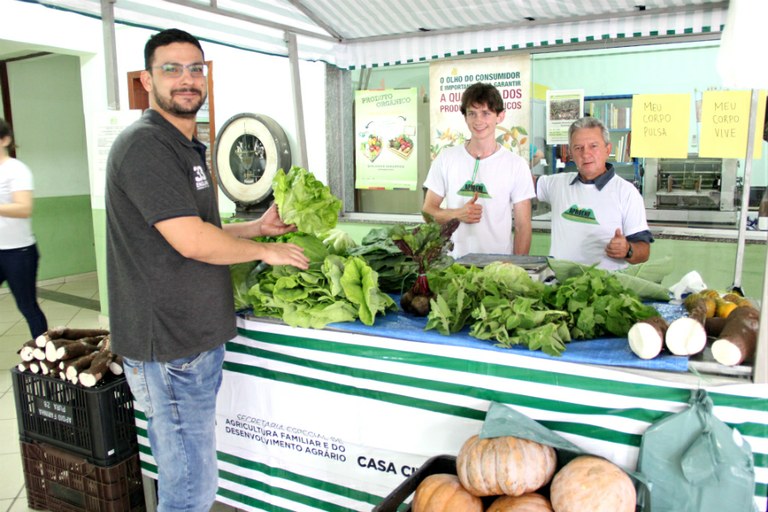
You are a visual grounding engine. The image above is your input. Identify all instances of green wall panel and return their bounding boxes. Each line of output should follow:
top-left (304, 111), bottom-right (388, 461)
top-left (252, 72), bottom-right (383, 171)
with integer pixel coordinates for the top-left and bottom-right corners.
top-left (32, 195), bottom-right (96, 280)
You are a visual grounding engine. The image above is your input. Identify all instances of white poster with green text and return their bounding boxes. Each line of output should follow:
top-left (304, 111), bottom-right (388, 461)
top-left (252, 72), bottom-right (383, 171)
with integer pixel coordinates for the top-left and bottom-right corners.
top-left (354, 88), bottom-right (419, 190)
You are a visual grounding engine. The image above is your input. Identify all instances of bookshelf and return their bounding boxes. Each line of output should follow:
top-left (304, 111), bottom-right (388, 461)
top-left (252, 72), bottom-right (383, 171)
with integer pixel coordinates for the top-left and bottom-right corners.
top-left (544, 94), bottom-right (641, 191)
top-left (585, 95), bottom-right (633, 164)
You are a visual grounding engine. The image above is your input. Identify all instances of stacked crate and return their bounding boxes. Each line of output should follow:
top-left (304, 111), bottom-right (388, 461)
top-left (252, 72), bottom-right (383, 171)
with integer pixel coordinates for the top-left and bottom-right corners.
top-left (12, 368), bottom-right (144, 511)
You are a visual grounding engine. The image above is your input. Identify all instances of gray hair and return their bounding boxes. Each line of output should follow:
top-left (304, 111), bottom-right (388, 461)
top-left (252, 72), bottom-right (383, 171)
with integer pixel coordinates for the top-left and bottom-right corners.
top-left (568, 116), bottom-right (611, 145)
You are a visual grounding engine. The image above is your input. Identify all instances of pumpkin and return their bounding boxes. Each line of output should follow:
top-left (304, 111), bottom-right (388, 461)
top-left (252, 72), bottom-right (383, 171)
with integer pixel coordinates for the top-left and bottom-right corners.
top-left (411, 473), bottom-right (483, 512)
top-left (487, 493), bottom-right (554, 511)
top-left (456, 435), bottom-right (557, 497)
top-left (549, 455), bottom-right (636, 512)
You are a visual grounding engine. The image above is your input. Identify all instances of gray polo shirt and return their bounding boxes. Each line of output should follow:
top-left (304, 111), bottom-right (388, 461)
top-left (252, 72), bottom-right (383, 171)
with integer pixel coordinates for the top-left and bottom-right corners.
top-left (106, 109), bottom-right (236, 362)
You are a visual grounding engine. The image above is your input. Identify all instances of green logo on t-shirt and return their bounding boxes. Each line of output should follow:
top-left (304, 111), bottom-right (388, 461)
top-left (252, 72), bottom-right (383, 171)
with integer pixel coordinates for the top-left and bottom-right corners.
top-left (562, 204), bottom-right (598, 224)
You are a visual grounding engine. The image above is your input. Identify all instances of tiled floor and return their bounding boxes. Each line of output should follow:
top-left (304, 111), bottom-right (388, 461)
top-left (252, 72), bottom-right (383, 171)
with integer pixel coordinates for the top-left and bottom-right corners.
top-left (0, 273), bottom-right (239, 512)
top-left (0, 272), bottom-right (104, 511)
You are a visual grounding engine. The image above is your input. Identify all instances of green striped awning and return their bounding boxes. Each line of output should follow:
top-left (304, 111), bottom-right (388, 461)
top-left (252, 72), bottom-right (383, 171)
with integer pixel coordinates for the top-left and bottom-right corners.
top-left (24, 0), bottom-right (728, 69)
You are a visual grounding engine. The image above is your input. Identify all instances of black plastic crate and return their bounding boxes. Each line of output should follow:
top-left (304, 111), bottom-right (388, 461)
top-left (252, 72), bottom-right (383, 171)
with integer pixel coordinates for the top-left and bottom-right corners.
top-left (21, 439), bottom-right (145, 511)
top-left (12, 367), bottom-right (138, 466)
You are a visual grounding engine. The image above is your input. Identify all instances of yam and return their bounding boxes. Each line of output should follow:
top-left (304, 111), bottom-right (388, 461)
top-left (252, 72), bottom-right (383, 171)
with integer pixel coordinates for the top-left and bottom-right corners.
top-left (704, 317), bottom-right (728, 338)
top-left (78, 350), bottom-right (113, 387)
top-left (109, 354), bottom-right (125, 376)
top-left (64, 351), bottom-right (100, 381)
top-left (44, 327), bottom-right (110, 341)
top-left (17, 339), bottom-right (36, 362)
top-left (665, 317), bottom-right (707, 356)
top-left (711, 306), bottom-right (759, 366)
top-left (627, 316), bottom-right (669, 359)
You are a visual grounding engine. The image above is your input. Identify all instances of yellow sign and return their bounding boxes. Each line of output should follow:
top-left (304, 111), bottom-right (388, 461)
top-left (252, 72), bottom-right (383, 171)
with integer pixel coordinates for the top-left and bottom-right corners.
top-left (630, 94), bottom-right (690, 158)
top-left (699, 90), bottom-right (766, 158)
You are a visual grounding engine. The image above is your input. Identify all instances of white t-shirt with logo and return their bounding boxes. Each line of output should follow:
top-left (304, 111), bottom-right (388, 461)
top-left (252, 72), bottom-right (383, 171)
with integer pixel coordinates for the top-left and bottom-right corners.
top-left (423, 144), bottom-right (535, 258)
top-left (0, 158), bottom-right (35, 250)
top-left (536, 171), bottom-right (649, 270)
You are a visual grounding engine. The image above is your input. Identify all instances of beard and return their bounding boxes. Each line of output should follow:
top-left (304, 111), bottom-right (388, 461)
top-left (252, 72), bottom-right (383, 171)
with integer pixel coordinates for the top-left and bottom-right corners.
top-left (152, 87), bottom-right (206, 119)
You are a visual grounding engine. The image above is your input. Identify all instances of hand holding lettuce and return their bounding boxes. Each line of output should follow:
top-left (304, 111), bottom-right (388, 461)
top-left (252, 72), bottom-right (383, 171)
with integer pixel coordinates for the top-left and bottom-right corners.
top-left (272, 166), bottom-right (342, 235)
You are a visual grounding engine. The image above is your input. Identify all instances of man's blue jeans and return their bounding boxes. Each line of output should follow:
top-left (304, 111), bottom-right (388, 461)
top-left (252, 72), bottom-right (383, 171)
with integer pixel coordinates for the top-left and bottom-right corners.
top-left (123, 344), bottom-right (225, 512)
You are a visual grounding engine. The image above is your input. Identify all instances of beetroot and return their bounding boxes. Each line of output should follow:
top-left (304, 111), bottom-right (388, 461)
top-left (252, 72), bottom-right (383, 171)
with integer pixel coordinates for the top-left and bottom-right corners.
top-left (391, 216), bottom-right (460, 316)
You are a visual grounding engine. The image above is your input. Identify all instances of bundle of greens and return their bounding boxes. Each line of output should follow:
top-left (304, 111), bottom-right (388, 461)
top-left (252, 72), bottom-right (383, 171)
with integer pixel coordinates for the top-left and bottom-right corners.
top-left (272, 166), bottom-right (342, 234)
top-left (543, 266), bottom-right (660, 339)
top-left (425, 261), bottom-right (659, 356)
top-left (547, 257), bottom-right (672, 301)
top-left (391, 217), bottom-right (460, 316)
top-left (231, 233), bottom-right (396, 328)
top-left (347, 227), bottom-right (417, 293)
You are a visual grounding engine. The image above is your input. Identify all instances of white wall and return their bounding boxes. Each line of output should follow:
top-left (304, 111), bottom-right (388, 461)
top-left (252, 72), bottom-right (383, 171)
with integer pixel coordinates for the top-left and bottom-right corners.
top-left (3, 1), bottom-right (328, 213)
top-left (110, 24), bottom-right (329, 215)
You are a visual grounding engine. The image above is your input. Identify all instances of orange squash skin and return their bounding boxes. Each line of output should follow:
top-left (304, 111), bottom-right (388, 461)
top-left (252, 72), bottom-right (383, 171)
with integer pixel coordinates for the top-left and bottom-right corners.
top-left (550, 455), bottom-right (636, 512)
top-left (456, 435), bottom-right (557, 497)
top-left (487, 492), bottom-right (554, 511)
top-left (411, 473), bottom-right (483, 512)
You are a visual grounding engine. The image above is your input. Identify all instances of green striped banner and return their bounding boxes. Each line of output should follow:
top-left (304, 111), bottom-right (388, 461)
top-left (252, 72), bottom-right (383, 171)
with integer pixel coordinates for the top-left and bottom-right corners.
top-left (133, 322), bottom-right (767, 511)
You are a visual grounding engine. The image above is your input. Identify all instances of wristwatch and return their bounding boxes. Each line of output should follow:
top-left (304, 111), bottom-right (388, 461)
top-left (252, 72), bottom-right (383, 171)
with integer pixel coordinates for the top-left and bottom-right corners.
top-left (625, 243), bottom-right (634, 259)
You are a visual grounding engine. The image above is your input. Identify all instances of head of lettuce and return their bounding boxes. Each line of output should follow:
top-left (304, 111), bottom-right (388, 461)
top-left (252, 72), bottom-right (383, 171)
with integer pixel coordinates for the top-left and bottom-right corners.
top-left (273, 166), bottom-right (342, 235)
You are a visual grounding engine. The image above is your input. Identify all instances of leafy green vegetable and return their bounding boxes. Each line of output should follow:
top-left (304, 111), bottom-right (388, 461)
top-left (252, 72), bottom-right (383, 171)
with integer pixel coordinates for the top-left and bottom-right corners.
top-left (230, 248), bottom-right (396, 329)
top-left (543, 267), bottom-right (659, 339)
top-left (619, 255), bottom-right (673, 284)
top-left (470, 296), bottom-right (571, 356)
top-left (284, 233), bottom-right (329, 264)
top-left (348, 227), bottom-right (418, 293)
top-left (272, 166), bottom-right (342, 234)
top-left (321, 228), bottom-right (357, 255)
top-left (547, 258), bottom-right (671, 301)
top-left (340, 256), bottom-right (397, 325)
top-left (391, 216), bottom-right (460, 315)
top-left (231, 261), bottom-right (258, 310)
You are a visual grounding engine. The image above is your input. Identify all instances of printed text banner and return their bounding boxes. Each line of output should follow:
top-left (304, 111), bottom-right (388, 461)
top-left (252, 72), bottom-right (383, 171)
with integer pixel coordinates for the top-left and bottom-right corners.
top-left (429, 55), bottom-right (531, 163)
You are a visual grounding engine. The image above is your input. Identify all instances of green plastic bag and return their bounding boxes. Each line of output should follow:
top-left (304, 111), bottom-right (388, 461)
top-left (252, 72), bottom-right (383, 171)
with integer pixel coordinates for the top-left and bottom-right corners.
top-left (637, 389), bottom-right (757, 512)
top-left (480, 401), bottom-right (652, 511)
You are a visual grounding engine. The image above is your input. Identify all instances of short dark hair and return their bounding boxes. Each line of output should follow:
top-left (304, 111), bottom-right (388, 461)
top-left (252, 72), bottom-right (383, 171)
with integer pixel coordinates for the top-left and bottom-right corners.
top-left (144, 28), bottom-right (204, 70)
top-left (460, 83), bottom-right (504, 116)
top-left (569, 116), bottom-right (611, 145)
top-left (0, 118), bottom-right (16, 152)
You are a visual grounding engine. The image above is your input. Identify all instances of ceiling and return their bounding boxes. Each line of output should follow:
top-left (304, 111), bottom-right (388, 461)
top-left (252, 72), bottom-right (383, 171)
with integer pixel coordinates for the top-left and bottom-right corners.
top-left (2, 0), bottom-right (729, 68)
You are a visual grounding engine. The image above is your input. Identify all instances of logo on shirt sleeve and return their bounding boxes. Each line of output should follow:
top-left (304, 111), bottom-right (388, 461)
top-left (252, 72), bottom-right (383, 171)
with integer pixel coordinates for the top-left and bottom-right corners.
top-left (193, 166), bottom-right (210, 190)
top-left (562, 204), bottom-right (598, 224)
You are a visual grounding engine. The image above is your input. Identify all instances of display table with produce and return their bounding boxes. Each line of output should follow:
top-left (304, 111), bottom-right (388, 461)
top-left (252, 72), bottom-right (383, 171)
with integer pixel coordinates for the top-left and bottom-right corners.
top-left (132, 168), bottom-right (766, 511)
top-left (132, 310), bottom-right (768, 511)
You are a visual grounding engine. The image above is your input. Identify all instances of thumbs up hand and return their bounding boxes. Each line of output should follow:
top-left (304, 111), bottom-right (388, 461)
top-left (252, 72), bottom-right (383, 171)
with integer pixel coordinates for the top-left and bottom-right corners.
top-left (605, 228), bottom-right (631, 259)
top-left (461, 192), bottom-right (483, 224)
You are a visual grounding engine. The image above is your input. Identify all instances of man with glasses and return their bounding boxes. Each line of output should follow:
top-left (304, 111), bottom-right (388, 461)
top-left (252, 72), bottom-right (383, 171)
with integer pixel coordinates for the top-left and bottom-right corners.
top-left (422, 82), bottom-right (535, 258)
top-left (535, 116), bottom-right (652, 270)
top-left (105, 28), bottom-right (308, 512)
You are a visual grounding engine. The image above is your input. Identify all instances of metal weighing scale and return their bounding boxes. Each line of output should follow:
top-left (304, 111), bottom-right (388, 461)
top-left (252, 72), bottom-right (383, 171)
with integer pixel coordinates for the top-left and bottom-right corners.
top-left (212, 113), bottom-right (291, 218)
top-left (454, 254), bottom-right (552, 281)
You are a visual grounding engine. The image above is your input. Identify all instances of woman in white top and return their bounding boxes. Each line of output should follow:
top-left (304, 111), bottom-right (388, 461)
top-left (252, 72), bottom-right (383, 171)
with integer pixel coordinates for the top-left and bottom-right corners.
top-left (0, 118), bottom-right (48, 338)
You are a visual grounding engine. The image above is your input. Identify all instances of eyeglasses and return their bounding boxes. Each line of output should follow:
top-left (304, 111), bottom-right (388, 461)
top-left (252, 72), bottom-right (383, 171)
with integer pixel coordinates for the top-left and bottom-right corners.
top-left (152, 63), bottom-right (208, 78)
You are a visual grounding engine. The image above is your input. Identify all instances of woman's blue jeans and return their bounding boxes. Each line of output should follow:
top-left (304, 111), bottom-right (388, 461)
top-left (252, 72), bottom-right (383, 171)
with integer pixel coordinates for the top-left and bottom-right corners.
top-left (0, 244), bottom-right (48, 338)
top-left (123, 343), bottom-right (225, 512)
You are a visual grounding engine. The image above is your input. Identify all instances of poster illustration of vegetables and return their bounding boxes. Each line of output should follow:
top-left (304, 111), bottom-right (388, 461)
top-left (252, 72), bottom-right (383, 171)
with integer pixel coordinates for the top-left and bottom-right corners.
top-left (354, 88), bottom-right (419, 190)
top-left (429, 55), bottom-right (531, 162)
